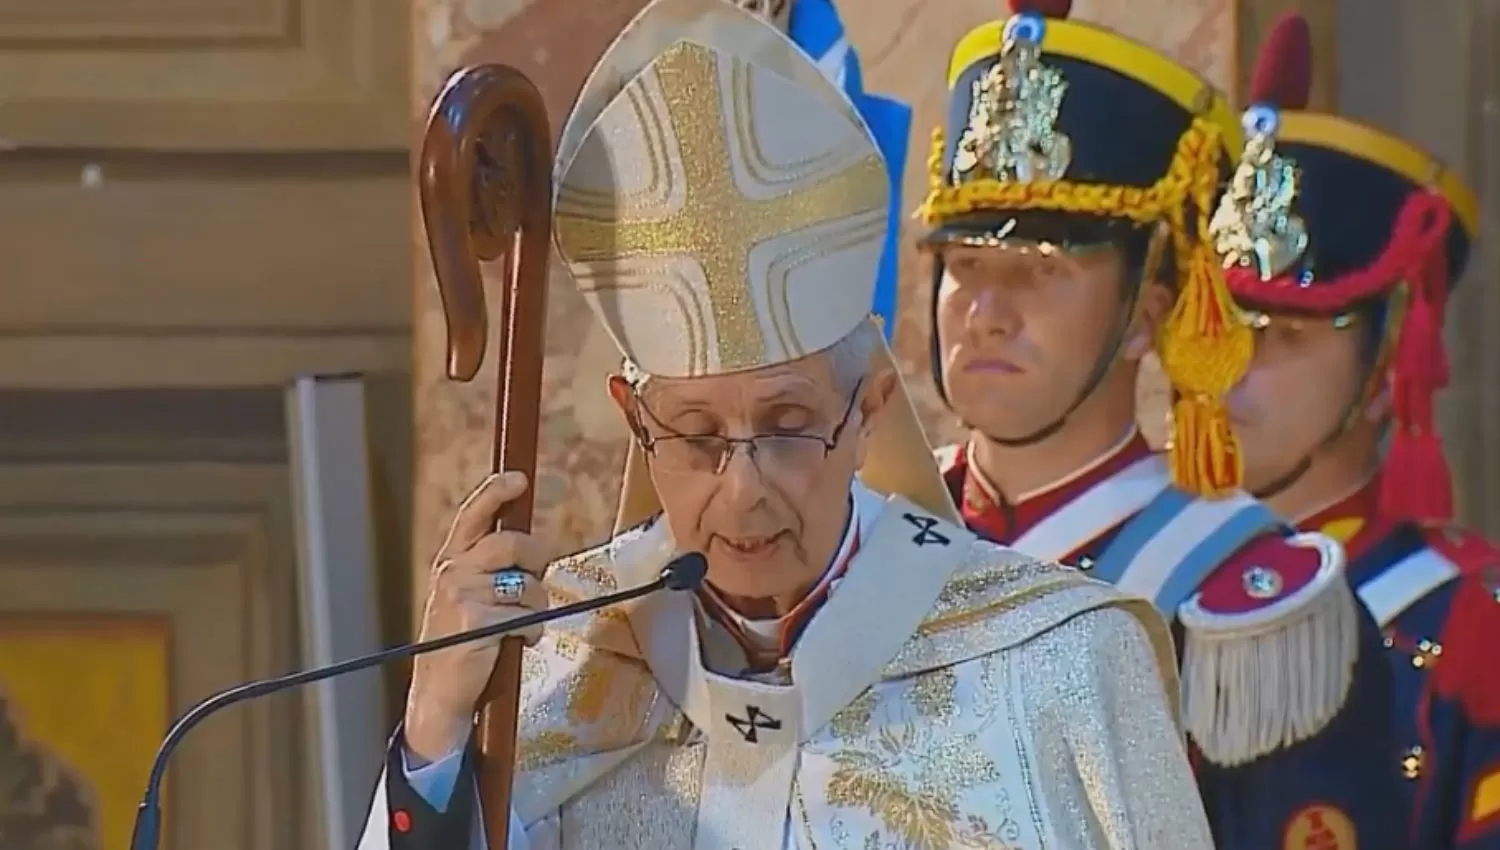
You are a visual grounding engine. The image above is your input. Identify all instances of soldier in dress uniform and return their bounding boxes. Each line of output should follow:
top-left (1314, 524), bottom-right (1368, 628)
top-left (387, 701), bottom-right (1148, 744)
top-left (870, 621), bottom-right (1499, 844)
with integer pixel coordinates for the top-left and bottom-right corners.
top-left (917, 1), bottom-right (1404, 848)
top-left (357, 0), bottom-right (1216, 847)
top-left (1218, 14), bottom-right (1500, 850)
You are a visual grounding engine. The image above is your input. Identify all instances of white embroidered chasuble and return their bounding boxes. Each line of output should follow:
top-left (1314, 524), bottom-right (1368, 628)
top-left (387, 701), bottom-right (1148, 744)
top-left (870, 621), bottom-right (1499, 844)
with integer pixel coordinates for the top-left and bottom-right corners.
top-left (360, 486), bottom-right (1212, 849)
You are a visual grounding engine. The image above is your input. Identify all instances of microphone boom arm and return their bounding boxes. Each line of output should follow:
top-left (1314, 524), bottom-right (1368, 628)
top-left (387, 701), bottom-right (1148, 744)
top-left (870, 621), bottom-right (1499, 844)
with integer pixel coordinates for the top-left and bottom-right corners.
top-left (128, 553), bottom-right (706, 850)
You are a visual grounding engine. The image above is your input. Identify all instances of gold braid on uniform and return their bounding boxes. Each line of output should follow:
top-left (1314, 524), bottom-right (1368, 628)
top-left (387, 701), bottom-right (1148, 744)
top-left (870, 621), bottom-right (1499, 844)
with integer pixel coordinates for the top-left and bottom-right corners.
top-left (921, 116), bottom-right (1252, 499)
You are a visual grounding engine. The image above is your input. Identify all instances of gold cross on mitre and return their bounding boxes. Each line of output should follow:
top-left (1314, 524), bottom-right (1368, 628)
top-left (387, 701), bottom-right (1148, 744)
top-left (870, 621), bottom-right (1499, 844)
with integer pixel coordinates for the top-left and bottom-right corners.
top-left (553, 26), bottom-right (888, 377)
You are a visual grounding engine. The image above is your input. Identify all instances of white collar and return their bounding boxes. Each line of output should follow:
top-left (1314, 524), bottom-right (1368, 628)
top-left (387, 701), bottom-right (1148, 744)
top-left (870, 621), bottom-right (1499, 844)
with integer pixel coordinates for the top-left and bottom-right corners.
top-left (968, 425), bottom-right (1140, 505)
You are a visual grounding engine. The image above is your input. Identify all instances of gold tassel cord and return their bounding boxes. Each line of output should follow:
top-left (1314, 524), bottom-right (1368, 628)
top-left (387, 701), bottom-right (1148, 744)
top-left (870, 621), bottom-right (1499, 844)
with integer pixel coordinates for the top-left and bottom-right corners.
top-left (1157, 121), bottom-right (1254, 498)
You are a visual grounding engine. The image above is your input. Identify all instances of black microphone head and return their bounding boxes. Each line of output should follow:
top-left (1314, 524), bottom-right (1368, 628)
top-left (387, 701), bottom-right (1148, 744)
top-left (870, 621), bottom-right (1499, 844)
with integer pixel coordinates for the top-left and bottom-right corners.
top-left (660, 552), bottom-right (708, 591)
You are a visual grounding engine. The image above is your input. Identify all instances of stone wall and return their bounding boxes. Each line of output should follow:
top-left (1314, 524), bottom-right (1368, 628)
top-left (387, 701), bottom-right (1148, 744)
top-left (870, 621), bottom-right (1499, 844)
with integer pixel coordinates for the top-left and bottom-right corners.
top-left (408, 0), bottom-right (1238, 592)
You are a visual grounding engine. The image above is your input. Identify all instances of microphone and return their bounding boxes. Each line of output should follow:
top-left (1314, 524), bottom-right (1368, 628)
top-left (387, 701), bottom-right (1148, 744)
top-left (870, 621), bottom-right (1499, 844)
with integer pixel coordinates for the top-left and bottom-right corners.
top-left (128, 551), bottom-right (707, 850)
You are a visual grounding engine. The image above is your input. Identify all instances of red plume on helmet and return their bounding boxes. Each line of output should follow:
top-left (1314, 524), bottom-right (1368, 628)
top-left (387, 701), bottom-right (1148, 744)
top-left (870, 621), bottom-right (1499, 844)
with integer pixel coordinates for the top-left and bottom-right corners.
top-left (1007, 0), bottom-right (1072, 19)
top-left (1249, 13), bottom-right (1312, 109)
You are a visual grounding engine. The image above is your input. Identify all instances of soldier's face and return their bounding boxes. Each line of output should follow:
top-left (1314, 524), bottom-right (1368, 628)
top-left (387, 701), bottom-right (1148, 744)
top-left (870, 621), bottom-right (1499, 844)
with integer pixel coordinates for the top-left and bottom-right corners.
top-left (934, 243), bottom-right (1135, 440)
top-left (609, 355), bottom-right (895, 611)
top-left (1228, 312), bottom-right (1375, 493)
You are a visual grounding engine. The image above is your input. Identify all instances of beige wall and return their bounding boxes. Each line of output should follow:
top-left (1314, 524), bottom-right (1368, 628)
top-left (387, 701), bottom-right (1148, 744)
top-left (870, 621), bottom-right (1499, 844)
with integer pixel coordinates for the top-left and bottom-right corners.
top-left (1332, 0), bottom-right (1500, 533)
top-left (0, 1), bottom-right (415, 847)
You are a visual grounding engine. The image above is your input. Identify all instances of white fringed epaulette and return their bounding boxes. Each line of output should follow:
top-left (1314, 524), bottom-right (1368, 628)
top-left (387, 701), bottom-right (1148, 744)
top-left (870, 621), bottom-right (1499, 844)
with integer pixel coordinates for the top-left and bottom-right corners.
top-left (1176, 531), bottom-right (1359, 766)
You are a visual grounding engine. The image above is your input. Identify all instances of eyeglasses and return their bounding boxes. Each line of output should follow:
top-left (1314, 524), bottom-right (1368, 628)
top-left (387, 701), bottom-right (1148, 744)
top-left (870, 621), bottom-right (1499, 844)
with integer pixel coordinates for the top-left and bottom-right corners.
top-left (634, 381), bottom-right (863, 477)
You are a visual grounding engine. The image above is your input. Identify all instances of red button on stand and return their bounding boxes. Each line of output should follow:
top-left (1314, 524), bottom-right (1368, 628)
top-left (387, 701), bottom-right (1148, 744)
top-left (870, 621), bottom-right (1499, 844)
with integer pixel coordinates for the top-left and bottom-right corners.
top-left (392, 809), bottom-right (412, 833)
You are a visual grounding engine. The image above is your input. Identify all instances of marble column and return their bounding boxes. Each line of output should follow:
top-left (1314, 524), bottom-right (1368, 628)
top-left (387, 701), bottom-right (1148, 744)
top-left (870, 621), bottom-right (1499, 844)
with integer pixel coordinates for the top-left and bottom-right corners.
top-left (408, 0), bottom-right (1241, 602)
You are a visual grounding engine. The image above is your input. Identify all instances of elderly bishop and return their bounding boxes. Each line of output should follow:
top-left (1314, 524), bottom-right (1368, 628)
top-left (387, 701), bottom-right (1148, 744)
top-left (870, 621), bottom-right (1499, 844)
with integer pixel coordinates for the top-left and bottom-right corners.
top-left (358, 1), bottom-right (1212, 848)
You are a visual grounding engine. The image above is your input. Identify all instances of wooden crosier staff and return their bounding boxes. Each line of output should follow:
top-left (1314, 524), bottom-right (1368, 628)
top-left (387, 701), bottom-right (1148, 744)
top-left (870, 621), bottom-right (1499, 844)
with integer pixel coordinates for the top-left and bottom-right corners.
top-left (418, 64), bottom-right (552, 850)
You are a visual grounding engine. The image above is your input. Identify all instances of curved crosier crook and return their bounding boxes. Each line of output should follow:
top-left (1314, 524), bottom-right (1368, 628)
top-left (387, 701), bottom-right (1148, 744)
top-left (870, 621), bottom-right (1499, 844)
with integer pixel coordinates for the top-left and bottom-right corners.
top-left (418, 64), bottom-right (553, 850)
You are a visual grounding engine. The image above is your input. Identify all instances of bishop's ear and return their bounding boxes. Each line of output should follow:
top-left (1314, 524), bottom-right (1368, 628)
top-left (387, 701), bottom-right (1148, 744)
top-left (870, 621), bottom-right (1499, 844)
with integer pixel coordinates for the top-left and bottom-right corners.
top-left (858, 366), bottom-right (899, 435)
top-left (850, 366), bottom-right (898, 470)
top-left (607, 375), bottom-right (638, 428)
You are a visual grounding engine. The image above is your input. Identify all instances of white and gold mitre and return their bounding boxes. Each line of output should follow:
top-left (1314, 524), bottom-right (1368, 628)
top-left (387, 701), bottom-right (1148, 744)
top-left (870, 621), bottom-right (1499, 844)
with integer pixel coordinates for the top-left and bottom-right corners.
top-left (553, 0), bottom-right (888, 377)
top-left (552, 0), bottom-right (957, 530)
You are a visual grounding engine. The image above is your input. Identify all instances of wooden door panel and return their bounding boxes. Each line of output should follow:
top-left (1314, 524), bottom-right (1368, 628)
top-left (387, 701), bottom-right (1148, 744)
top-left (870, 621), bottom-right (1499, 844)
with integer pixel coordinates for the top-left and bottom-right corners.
top-left (0, 464), bottom-right (302, 850)
top-left (0, 0), bottom-right (406, 150)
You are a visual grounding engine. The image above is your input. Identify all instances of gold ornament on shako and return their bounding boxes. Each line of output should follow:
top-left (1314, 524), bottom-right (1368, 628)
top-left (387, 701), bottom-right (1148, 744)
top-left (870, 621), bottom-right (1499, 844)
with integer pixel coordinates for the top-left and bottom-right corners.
top-left (1208, 16), bottom-right (1312, 282)
top-left (1209, 104), bottom-right (1310, 282)
top-left (950, 11), bottom-right (1072, 184)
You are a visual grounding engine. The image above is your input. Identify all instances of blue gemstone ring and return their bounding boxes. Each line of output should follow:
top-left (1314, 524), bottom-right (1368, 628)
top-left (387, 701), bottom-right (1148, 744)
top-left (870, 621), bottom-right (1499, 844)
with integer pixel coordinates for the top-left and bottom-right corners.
top-left (491, 569), bottom-right (528, 604)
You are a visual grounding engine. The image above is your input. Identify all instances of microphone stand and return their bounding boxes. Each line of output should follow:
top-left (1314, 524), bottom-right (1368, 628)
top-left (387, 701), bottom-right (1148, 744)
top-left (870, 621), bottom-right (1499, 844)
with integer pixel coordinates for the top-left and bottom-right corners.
top-left (128, 552), bottom-right (707, 850)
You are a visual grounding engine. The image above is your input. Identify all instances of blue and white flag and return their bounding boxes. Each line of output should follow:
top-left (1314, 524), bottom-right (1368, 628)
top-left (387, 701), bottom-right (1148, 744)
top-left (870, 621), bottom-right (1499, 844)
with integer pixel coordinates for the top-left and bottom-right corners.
top-left (788, 0), bottom-right (913, 342)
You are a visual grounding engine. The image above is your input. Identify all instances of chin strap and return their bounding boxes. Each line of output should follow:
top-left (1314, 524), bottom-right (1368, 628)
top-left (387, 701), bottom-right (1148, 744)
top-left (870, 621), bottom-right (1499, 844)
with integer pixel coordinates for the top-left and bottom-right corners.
top-left (934, 227), bottom-right (1161, 451)
top-left (984, 279), bottom-right (1140, 448)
